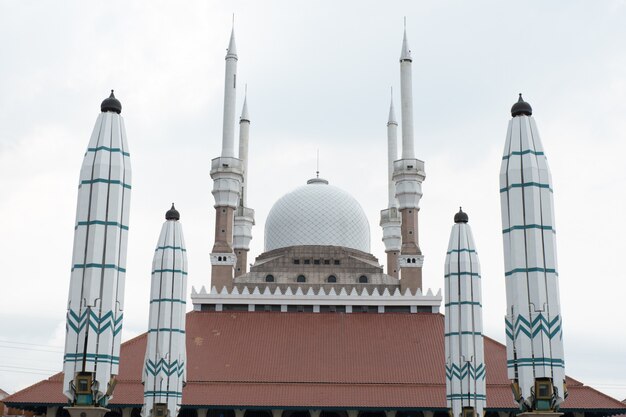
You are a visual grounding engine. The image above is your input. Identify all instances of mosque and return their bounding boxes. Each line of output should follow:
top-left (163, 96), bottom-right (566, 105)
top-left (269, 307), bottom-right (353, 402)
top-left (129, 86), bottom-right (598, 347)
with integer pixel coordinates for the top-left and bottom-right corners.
top-left (3, 24), bottom-right (626, 417)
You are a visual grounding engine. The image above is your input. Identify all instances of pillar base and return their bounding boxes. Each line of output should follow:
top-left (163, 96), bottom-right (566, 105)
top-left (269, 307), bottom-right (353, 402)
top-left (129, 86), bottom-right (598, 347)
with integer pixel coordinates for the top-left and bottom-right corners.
top-left (65, 406), bottom-right (110, 417)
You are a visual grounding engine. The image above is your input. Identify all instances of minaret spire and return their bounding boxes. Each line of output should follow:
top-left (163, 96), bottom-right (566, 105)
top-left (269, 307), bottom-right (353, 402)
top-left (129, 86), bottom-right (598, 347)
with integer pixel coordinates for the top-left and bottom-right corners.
top-left (387, 87), bottom-right (398, 208)
top-left (380, 87), bottom-right (402, 278)
top-left (393, 21), bottom-right (426, 292)
top-left (210, 25), bottom-right (245, 291)
top-left (500, 95), bottom-right (566, 412)
top-left (221, 23), bottom-right (238, 158)
top-left (238, 86), bottom-right (250, 206)
top-left (399, 18), bottom-right (414, 159)
top-left (233, 87), bottom-right (255, 277)
top-left (62, 92), bottom-right (132, 411)
top-left (444, 208), bottom-right (486, 417)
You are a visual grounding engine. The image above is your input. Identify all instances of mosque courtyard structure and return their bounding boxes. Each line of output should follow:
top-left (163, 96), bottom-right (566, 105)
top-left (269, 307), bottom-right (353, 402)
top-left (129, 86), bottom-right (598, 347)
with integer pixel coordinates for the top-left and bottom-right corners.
top-left (3, 24), bottom-right (626, 417)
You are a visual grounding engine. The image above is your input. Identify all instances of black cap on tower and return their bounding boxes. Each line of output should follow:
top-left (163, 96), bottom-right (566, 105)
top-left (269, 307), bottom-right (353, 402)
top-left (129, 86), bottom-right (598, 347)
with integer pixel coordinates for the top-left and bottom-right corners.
top-left (101, 90), bottom-right (122, 114)
top-left (454, 207), bottom-right (468, 224)
top-left (511, 93), bottom-right (532, 117)
top-left (166, 203), bottom-right (180, 221)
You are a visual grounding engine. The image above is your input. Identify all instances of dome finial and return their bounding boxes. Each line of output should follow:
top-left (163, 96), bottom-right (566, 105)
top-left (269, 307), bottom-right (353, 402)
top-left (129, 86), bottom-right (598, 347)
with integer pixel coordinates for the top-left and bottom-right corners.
top-left (101, 90), bottom-right (122, 114)
top-left (511, 93), bottom-right (532, 117)
top-left (166, 203), bottom-right (180, 221)
top-left (454, 207), bottom-right (468, 223)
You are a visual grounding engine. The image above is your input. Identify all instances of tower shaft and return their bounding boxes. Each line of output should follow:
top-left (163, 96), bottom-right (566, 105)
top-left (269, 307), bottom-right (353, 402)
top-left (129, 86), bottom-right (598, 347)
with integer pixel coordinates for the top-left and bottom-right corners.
top-left (400, 59), bottom-right (414, 159)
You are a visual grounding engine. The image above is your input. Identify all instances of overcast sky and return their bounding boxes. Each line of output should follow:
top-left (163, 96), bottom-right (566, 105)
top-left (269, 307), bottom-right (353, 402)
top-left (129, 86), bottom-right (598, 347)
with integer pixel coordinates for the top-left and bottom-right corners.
top-left (1, 0), bottom-right (625, 402)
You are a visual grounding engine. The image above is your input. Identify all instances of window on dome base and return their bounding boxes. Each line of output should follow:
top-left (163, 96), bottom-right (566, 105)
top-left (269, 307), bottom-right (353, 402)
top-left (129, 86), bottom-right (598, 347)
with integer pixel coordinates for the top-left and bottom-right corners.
top-left (297, 275), bottom-right (306, 283)
top-left (265, 274), bottom-right (274, 282)
top-left (334, 260), bottom-right (341, 265)
top-left (358, 275), bottom-right (368, 283)
top-left (327, 275), bottom-right (337, 283)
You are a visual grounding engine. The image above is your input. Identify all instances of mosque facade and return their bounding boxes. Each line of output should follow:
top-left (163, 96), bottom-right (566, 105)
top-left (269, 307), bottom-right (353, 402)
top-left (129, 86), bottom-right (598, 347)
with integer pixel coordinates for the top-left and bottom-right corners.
top-left (3, 23), bottom-right (626, 417)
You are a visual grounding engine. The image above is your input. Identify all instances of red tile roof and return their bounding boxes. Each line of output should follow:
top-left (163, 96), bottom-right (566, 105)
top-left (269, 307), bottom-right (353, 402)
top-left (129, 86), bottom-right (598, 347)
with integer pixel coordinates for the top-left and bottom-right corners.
top-left (4, 311), bottom-right (625, 412)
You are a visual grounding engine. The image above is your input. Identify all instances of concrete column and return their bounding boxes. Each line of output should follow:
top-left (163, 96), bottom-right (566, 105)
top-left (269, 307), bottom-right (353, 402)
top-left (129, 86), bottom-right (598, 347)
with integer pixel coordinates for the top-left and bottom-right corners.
top-left (235, 410), bottom-right (245, 417)
top-left (46, 406), bottom-right (59, 417)
top-left (347, 411), bottom-right (359, 417)
top-left (197, 409), bottom-right (209, 417)
top-left (271, 410), bottom-right (283, 417)
top-left (385, 411), bottom-right (397, 417)
top-left (423, 411), bottom-right (434, 417)
top-left (121, 408), bottom-right (132, 417)
top-left (309, 410), bottom-right (321, 417)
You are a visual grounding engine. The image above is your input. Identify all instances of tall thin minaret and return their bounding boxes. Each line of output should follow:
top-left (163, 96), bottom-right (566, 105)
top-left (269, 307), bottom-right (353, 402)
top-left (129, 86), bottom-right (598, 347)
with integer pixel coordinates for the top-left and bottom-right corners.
top-left (380, 89), bottom-right (401, 278)
top-left (234, 91), bottom-right (255, 276)
top-left (444, 209), bottom-right (486, 417)
top-left (392, 21), bottom-right (426, 292)
top-left (62, 91), bottom-right (131, 414)
top-left (143, 205), bottom-right (187, 417)
top-left (221, 26), bottom-right (238, 158)
top-left (209, 27), bottom-right (244, 291)
top-left (500, 95), bottom-right (566, 412)
top-left (400, 19), bottom-right (414, 159)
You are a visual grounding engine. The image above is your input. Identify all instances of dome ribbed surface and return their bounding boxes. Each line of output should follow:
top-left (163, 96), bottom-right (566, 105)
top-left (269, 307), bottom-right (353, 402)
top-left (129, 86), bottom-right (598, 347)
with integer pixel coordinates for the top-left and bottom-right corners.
top-left (264, 181), bottom-right (370, 253)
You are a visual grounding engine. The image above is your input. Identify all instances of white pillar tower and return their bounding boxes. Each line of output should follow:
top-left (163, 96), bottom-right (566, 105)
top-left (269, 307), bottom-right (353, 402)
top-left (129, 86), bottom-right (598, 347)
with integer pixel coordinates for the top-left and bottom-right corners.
top-left (392, 21), bottom-right (426, 292)
top-left (210, 27), bottom-right (244, 291)
top-left (143, 205), bottom-right (188, 417)
top-left (444, 209), bottom-right (486, 417)
top-left (62, 91), bottom-right (132, 413)
top-left (499, 95), bottom-right (566, 413)
top-left (234, 92), bottom-right (255, 276)
top-left (380, 89), bottom-right (401, 278)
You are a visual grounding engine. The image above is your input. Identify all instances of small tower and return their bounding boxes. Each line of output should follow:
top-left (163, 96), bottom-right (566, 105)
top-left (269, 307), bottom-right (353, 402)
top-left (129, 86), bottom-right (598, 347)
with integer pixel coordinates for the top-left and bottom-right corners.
top-left (143, 204), bottom-right (188, 417)
top-left (233, 92), bottom-right (255, 276)
top-left (392, 22), bottom-right (426, 292)
top-left (210, 26), bottom-right (244, 291)
top-left (380, 89), bottom-right (401, 278)
top-left (500, 95), bottom-right (566, 412)
top-left (444, 209), bottom-right (486, 417)
top-left (62, 91), bottom-right (132, 414)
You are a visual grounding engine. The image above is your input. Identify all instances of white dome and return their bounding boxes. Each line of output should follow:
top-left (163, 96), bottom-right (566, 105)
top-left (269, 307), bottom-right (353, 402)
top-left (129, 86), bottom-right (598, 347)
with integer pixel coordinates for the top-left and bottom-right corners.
top-left (264, 179), bottom-right (371, 253)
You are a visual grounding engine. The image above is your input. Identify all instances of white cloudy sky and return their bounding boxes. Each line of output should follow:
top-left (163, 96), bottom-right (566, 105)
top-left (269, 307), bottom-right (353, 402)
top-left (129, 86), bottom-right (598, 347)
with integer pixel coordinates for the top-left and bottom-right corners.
top-left (1, 0), bottom-right (625, 402)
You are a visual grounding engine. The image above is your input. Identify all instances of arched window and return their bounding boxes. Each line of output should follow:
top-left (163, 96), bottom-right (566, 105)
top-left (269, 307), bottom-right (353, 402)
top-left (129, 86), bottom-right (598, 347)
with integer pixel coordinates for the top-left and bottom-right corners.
top-left (297, 275), bottom-right (306, 283)
top-left (358, 275), bottom-right (368, 283)
top-left (327, 275), bottom-right (337, 283)
top-left (265, 274), bottom-right (275, 282)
